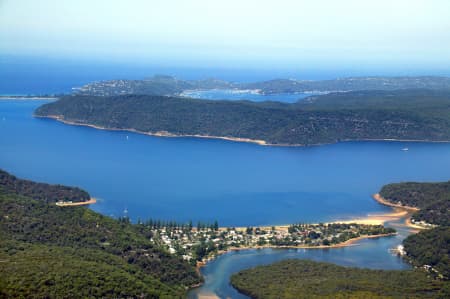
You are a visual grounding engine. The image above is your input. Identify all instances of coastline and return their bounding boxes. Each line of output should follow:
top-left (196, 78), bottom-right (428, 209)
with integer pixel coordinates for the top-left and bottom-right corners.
top-left (372, 193), bottom-right (419, 212)
top-left (35, 115), bottom-right (450, 147)
top-left (190, 197), bottom-right (421, 295)
top-left (55, 198), bottom-right (97, 206)
top-left (194, 232), bottom-right (397, 272)
top-left (372, 193), bottom-right (429, 231)
top-left (35, 115), bottom-right (268, 146)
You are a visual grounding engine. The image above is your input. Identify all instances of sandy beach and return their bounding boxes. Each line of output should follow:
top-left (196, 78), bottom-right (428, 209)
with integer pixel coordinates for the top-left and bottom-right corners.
top-left (372, 193), bottom-right (429, 230)
top-left (35, 115), bottom-right (269, 146)
top-left (55, 198), bottom-right (97, 206)
top-left (372, 193), bottom-right (419, 211)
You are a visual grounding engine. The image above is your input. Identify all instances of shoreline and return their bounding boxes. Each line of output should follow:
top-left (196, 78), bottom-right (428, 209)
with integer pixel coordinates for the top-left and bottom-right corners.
top-left (193, 232), bottom-right (397, 276)
top-left (35, 115), bottom-right (269, 146)
top-left (372, 193), bottom-right (419, 212)
top-left (372, 194), bottom-right (429, 230)
top-left (191, 197), bottom-right (422, 295)
top-left (55, 198), bottom-right (97, 206)
top-left (35, 115), bottom-right (450, 147)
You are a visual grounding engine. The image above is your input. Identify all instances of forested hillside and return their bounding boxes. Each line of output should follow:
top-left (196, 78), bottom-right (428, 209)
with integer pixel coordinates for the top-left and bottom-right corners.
top-left (380, 180), bottom-right (450, 278)
top-left (0, 169), bottom-right (90, 203)
top-left (0, 170), bottom-right (201, 298)
top-left (403, 227), bottom-right (450, 279)
top-left (35, 89), bottom-right (450, 146)
top-left (230, 259), bottom-right (448, 299)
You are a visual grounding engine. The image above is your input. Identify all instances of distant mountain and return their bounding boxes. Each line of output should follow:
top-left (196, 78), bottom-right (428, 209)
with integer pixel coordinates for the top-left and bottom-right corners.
top-left (72, 75), bottom-right (450, 96)
top-left (35, 89), bottom-right (450, 146)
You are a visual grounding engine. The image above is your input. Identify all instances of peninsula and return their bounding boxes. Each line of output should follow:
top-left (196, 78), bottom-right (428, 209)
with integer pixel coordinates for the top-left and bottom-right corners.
top-left (73, 75), bottom-right (450, 97)
top-left (34, 89), bottom-right (450, 146)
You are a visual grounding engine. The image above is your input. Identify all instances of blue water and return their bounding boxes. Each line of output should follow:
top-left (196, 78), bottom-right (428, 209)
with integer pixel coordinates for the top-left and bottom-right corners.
top-left (1, 100), bottom-right (450, 226)
top-left (1, 99), bottom-right (450, 298)
top-left (189, 218), bottom-right (412, 299)
top-left (181, 89), bottom-right (322, 103)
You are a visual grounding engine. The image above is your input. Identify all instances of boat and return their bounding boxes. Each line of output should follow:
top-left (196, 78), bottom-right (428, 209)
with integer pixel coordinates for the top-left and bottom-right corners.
top-left (401, 148), bottom-right (409, 151)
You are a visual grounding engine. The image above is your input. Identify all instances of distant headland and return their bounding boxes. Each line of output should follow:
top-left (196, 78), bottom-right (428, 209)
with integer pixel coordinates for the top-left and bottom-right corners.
top-left (35, 88), bottom-right (450, 146)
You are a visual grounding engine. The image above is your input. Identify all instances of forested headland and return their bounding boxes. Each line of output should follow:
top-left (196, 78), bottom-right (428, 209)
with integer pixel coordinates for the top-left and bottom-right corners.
top-left (380, 181), bottom-right (450, 226)
top-left (35, 89), bottom-right (450, 146)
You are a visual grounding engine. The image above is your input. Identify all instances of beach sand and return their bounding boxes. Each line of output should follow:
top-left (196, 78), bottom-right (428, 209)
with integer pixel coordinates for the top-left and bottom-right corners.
top-left (55, 198), bottom-right (97, 206)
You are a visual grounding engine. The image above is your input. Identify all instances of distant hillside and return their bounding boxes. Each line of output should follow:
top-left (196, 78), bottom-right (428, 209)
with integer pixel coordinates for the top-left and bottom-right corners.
top-left (35, 89), bottom-right (450, 146)
top-left (74, 75), bottom-right (234, 96)
top-left (243, 76), bottom-right (450, 94)
top-left (230, 259), bottom-right (448, 299)
top-left (0, 169), bottom-right (201, 298)
top-left (73, 75), bottom-right (450, 96)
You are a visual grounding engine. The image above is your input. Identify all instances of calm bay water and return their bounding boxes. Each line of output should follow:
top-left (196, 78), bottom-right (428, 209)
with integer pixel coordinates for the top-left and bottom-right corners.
top-left (1, 99), bottom-right (450, 298)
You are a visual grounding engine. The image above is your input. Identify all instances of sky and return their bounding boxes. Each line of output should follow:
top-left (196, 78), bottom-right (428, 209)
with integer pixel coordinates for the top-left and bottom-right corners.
top-left (1, 0), bottom-right (450, 71)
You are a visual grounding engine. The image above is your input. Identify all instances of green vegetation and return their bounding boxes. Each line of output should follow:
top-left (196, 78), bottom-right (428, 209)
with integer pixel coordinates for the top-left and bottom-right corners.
top-left (35, 89), bottom-right (450, 145)
top-left (379, 181), bottom-right (449, 279)
top-left (380, 181), bottom-right (450, 226)
top-left (403, 227), bottom-right (450, 279)
top-left (0, 170), bottom-right (201, 298)
top-left (0, 169), bottom-right (89, 203)
top-left (136, 222), bottom-right (396, 265)
top-left (230, 180), bottom-right (450, 298)
top-left (230, 259), bottom-right (449, 299)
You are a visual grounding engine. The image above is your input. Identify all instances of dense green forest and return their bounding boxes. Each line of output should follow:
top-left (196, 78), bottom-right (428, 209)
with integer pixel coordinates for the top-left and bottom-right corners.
top-left (0, 169), bottom-right (90, 203)
top-left (230, 259), bottom-right (449, 299)
top-left (403, 227), bottom-right (450, 279)
top-left (0, 170), bottom-right (201, 298)
top-left (379, 180), bottom-right (449, 279)
top-left (35, 89), bottom-right (450, 145)
top-left (379, 181), bottom-right (450, 225)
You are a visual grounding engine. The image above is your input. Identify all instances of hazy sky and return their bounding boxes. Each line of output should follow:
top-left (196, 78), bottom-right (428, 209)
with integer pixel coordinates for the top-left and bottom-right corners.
top-left (1, 0), bottom-right (450, 70)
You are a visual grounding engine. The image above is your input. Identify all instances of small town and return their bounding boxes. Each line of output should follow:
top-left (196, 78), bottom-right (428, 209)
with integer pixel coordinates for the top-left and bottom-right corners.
top-left (138, 220), bottom-right (396, 264)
